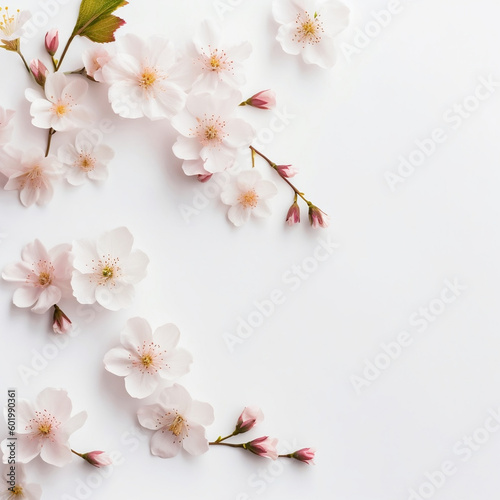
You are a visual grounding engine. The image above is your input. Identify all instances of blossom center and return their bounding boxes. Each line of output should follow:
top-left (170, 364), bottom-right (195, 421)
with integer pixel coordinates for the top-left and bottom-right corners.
top-left (52, 101), bottom-right (69, 117)
top-left (38, 271), bottom-right (52, 286)
top-left (102, 266), bottom-right (114, 279)
top-left (131, 340), bottom-right (167, 373)
top-left (168, 414), bottom-right (185, 436)
top-left (38, 423), bottom-right (51, 435)
top-left (11, 485), bottom-right (23, 496)
top-left (200, 47), bottom-right (232, 74)
top-left (19, 164), bottom-right (45, 190)
top-left (76, 153), bottom-right (96, 172)
top-left (141, 354), bottom-right (153, 367)
top-left (0, 6), bottom-right (19, 37)
top-left (26, 409), bottom-right (60, 441)
top-left (139, 68), bottom-right (159, 89)
top-left (294, 11), bottom-right (324, 45)
top-left (238, 189), bottom-right (259, 208)
top-left (194, 115), bottom-right (227, 147)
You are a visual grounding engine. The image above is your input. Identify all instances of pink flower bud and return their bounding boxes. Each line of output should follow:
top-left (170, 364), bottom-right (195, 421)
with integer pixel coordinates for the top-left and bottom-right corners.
top-left (276, 164), bottom-right (298, 178)
top-left (308, 204), bottom-right (329, 228)
top-left (197, 173), bottom-right (213, 183)
top-left (45, 29), bottom-right (59, 56)
top-left (291, 448), bottom-right (315, 464)
top-left (52, 305), bottom-right (72, 334)
top-left (245, 436), bottom-right (279, 460)
top-left (235, 406), bottom-right (264, 434)
top-left (286, 201), bottom-right (300, 226)
top-left (81, 451), bottom-right (112, 468)
top-left (30, 59), bottom-right (48, 88)
top-left (243, 90), bottom-right (276, 110)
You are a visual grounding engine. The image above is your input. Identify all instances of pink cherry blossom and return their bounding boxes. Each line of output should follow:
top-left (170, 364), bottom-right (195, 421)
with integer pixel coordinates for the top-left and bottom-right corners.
top-left (82, 46), bottom-right (111, 82)
top-left (25, 72), bottom-right (92, 132)
top-left (80, 451), bottom-right (112, 468)
top-left (137, 384), bottom-right (214, 458)
top-left (101, 34), bottom-right (186, 120)
top-left (1, 464), bottom-right (42, 500)
top-left (286, 201), bottom-right (301, 225)
top-left (2, 239), bottom-right (72, 314)
top-left (276, 164), bottom-right (298, 178)
top-left (29, 59), bottom-right (48, 87)
top-left (243, 90), bottom-right (276, 110)
top-left (0, 147), bottom-right (61, 207)
top-left (52, 305), bottom-right (72, 334)
top-left (220, 170), bottom-right (278, 226)
top-left (1, 388), bottom-right (87, 467)
top-left (183, 19), bottom-right (252, 93)
top-left (273, 0), bottom-right (350, 69)
top-left (45, 28), bottom-right (58, 56)
top-left (308, 204), bottom-right (329, 228)
top-left (71, 227), bottom-right (149, 311)
top-left (235, 406), bottom-right (264, 434)
top-left (172, 87), bottom-right (254, 176)
top-left (104, 317), bottom-right (192, 399)
top-left (291, 447), bottom-right (316, 464)
top-left (245, 436), bottom-right (279, 460)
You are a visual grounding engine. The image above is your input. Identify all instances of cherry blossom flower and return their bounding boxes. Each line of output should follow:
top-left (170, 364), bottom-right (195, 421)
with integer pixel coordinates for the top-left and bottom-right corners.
top-left (29, 59), bottom-right (48, 87)
top-left (273, 0), bottom-right (350, 69)
top-left (172, 88), bottom-right (254, 176)
top-left (245, 436), bottom-right (279, 459)
top-left (290, 447), bottom-right (315, 464)
top-left (137, 384), bottom-right (214, 458)
top-left (25, 72), bottom-right (92, 132)
top-left (82, 46), bottom-right (111, 82)
top-left (2, 239), bottom-right (71, 314)
top-left (101, 34), bottom-right (186, 120)
top-left (286, 201), bottom-right (301, 225)
top-left (58, 131), bottom-right (114, 185)
top-left (0, 106), bottom-right (14, 146)
top-left (220, 170), bottom-right (278, 226)
top-left (308, 204), bottom-right (329, 228)
top-left (235, 406), bottom-right (264, 434)
top-left (0, 147), bottom-right (61, 207)
top-left (1, 464), bottom-right (42, 500)
top-left (183, 19), bottom-right (251, 93)
top-left (44, 29), bottom-right (58, 56)
top-left (103, 317), bottom-right (192, 399)
top-left (52, 304), bottom-right (72, 334)
top-left (275, 164), bottom-right (297, 178)
top-left (71, 227), bottom-right (149, 311)
top-left (78, 451), bottom-right (112, 468)
top-left (0, 7), bottom-right (30, 43)
top-left (1, 388), bottom-right (87, 467)
top-left (241, 90), bottom-right (276, 110)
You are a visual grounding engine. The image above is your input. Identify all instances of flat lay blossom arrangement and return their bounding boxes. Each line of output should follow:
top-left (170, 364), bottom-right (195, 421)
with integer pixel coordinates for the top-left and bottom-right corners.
top-left (0, 0), bottom-right (350, 494)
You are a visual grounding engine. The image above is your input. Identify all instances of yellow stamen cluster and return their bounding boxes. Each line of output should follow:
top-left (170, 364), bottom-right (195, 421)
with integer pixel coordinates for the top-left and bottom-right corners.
top-left (294, 11), bottom-right (324, 45)
top-left (76, 153), bottom-right (96, 172)
top-left (0, 6), bottom-right (19, 34)
top-left (10, 485), bottom-right (23, 496)
top-left (168, 414), bottom-right (185, 436)
top-left (38, 271), bottom-right (52, 286)
top-left (238, 189), bottom-right (259, 209)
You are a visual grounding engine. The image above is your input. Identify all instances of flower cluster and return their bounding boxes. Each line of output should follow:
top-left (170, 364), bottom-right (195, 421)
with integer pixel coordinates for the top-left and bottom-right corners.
top-left (0, 0), bottom-right (342, 227)
top-left (2, 227), bottom-right (149, 333)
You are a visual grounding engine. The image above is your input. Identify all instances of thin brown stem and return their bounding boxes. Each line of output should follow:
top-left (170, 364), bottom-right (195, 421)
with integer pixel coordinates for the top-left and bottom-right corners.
top-left (17, 49), bottom-right (30, 74)
top-left (55, 34), bottom-right (75, 72)
top-left (249, 146), bottom-right (312, 206)
top-left (45, 128), bottom-right (56, 157)
top-left (209, 441), bottom-right (245, 448)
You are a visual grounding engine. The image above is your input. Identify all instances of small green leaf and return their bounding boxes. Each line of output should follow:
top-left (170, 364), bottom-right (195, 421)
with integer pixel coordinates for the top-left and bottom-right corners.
top-left (72, 0), bottom-right (128, 43)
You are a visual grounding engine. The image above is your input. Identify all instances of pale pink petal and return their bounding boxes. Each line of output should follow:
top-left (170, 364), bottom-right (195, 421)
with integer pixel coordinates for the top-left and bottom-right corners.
top-left (153, 323), bottom-right (180, 350)
top-left (188, 400), bottom-right (215, 427)
top-left (161, 348), bottom-right (192, 379)
top-left (302, 39), bottom-right (337, 69)
top-left (150, 429), bottom-right (182, 458)
top-left (273, 0), bottom-right (299, 23)
top-left (182, 423), bottom-right (209, 456)
top-left (253, 201), bottom-right (273, 218)
top-left (276, 25), bottom-right (302, 56)
top-left (224, 119), bottom-right (254, 148)
top-left (137, 404), bottom-right (165, 430)
top-left (16, 434), bottom-right (42, 463)
top-left (172, 136), bottom-right (201, 161)
top-left (39, 440), bottom-right (72, 467)
top-left (220, 184), bottom-right (242, 206)
top-left (31, 285), bottom-right (61, 313)
top-left (121, 250), bottom-right (149, 284)
top-left (2, 261), bottom-right (32, 282)
top-left (95, 282), bottom-right (135, 311)
top-left (121, 317), bottom-right (153, 351)
top-left (44, 73), bottom-right (67, 101)
top-left (255, 179), bottom-right (278, 199)
top-left (181, 159), bottom-right (209, 176)
top-left (125, 370), bottom-right (159, 399)
top-left (236, 170), bottom-right (260, 191)
top-left (13, 287), bottom-right (40, 308)
top-left (62, 410), bottom-right (87, 435)
top-left (228, 204), bottom-right (251, 226)
top-left (157, 384), bottom-right (191, 414)
top-left (71, 238), bottom-right (99, 272)
top-left (71, 271), bottom-right (97, 304)
top-left (19, 185), bottom-right (39, 207)
top-left (96, 227), bottom-right (133, 258)
top-left (36, 388), bottom-right (72, 421)
top-left (104, 347), bottom-right (133, 376)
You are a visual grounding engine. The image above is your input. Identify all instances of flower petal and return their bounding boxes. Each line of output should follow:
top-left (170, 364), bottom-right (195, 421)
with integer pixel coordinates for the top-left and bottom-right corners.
top-left (182, 423), bottom-right (209, 456)
top-left (124, 370), bottom-right (159, 399)
top-left (103, 347), bottom-right (133, 377)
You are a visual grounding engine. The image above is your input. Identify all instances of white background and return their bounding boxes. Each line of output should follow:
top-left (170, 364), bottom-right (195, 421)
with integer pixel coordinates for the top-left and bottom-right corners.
top-left (1, 0), bottom-right (500, 499)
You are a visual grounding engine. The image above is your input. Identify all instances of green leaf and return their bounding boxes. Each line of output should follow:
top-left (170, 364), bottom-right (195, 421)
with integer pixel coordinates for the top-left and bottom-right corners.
top-left (72, 0), bottom-right (128, 43)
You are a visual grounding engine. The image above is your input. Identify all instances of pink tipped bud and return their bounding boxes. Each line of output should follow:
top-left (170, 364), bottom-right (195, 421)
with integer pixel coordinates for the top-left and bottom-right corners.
top-left (235, 406), bottom-right (264, 435)
top-left (286, 201), bottom-right (301, 226)
top-left (30, 59), bottom-right (49, 87)
top-left (52, 305), bottom-right (72, 334)
top-left (245, 436), bottom-right (279, 460)
top-left (276, 164), bottom-right (298, 178)
top-left (45, 29), bottom-right (59, 56)
top-left (308, 204), bottom-right (329, 228)
top-left (243, 90), bottom-right (276, 110)
top-left (197, 173), bottom-right (213, 183)
top-left (291, 448), bottom-right (316, 464)
top-left (81, 451), bottom-right (112, 468)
